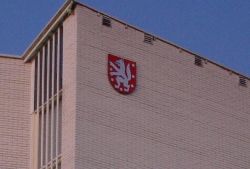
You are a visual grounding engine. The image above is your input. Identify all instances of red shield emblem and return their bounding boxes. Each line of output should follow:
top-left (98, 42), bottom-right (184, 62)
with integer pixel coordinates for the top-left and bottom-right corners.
top-left (108, 54), bottom-right (136, 94)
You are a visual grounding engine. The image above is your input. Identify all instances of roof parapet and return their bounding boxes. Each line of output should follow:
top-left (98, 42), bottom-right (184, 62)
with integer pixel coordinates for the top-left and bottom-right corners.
top-left (75, 1), bottom-right (250, 80)
top-left (0, 53), bottom-right (21, 60)
top-left (21, 0), bottom-right (249, 80)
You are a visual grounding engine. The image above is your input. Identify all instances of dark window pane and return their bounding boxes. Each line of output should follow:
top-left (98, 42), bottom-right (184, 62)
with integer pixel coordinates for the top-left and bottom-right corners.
top-left (34, 57), bottom-right (38, 110)
top-left (54, 31), bottom-right (58, 94)
top-left (44, 44), bottom-right (48, 102)
top-left (59, 26), bottom-right (63, 90)
top-left (39, 51), bottom-right (43, 106)
top-left (49, 39), bottom-right (53, 98)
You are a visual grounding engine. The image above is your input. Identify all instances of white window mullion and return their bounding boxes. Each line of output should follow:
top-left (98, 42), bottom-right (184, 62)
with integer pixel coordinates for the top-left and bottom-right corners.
top-left (36, 53), bottom-right (41, 169)
top-left (51, 33), bottom-right (55, 165)
top-left (45, 41), bottom-right (50, 169)
top-left (55, 28), bottom-right (60, 169)
top-left (40, 46), bottom-right (46, 168)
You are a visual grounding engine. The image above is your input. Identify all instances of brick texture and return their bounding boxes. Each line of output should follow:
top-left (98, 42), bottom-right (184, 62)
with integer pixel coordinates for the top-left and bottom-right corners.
top-left (1, 3), bottom-right (249, 169)
top-left (74, 5), bottom-right (250, 169)
top-left (62, 13), bottom-right (77, 169)
top-left (0, 57), bottom-right (31, 169)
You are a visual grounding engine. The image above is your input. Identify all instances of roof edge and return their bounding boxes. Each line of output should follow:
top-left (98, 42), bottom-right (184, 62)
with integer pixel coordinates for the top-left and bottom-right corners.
top-left (22, 0), bottom-right (75, 62)
top-left (0, 54), bottom-right (22, 60)
top-left (75, 1), bottom-right (249, 80)
top-left (22, 0), bottom-right (249, 80)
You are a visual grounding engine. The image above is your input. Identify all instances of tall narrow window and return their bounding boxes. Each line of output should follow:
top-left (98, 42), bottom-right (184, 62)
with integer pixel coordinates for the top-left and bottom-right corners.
top-left (39, 50), bottom-right (43, 107)
top-left (33, 25), bottom-right (63, 169)
top-left (34, 57), bottom-right (38, 110)
top-left (44, 44), bottom-right (48, 102)
top-left (59, 26), bottom-right (63, 90)
top-left (49, 38), bottom-right (53, 98)
top-left (54, 31), bottom-right (58, 94)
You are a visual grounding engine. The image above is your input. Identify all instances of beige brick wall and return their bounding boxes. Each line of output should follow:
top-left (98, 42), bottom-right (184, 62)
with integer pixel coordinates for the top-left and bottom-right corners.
top-left (74, 4), bottom-right (250, 169)
top-left (2, 3), bottom-right (249, 169)
top-left (0, 57), bottom-right (31, 169)
top-left (62, 13), bottom-right (78, 169)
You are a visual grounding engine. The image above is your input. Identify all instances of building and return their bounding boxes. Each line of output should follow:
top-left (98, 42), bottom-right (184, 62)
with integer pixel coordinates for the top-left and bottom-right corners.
top-left (0, 0), bottom-right (249, 168)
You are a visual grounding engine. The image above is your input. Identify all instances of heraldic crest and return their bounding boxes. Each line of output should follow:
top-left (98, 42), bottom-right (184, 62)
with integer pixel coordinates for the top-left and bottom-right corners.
top-left (108, 54), bottom-right (136, 94)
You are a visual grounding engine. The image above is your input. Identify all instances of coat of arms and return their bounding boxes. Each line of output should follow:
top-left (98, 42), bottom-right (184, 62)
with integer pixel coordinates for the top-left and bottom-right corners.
top-left (108, 54), bottom-right (136, 94)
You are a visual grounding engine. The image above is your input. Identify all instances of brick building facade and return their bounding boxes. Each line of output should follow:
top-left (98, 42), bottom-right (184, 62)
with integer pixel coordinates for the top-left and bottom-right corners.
top-left (0, 1), bottom-right (249, 169)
